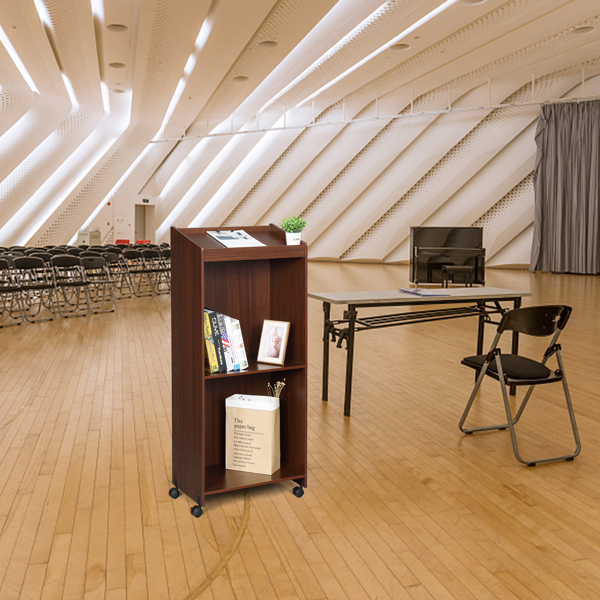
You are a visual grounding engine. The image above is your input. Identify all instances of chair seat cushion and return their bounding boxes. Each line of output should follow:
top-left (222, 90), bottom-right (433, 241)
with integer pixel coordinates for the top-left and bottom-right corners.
top-left (462, 354), bottom-right (552, 380)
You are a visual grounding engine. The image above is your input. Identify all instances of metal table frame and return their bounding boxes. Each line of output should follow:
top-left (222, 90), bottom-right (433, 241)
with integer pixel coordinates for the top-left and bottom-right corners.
top-left (309, 288), bottom-right (531, 416)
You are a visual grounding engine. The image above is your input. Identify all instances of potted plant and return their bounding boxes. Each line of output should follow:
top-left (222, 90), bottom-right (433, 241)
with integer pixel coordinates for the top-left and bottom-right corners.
top-left (281, 215), bottom-right (306, 245)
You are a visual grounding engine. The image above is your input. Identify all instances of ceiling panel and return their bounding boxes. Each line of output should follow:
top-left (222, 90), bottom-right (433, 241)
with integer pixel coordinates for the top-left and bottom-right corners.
top-left (0, 0), bottom-right (597, 265)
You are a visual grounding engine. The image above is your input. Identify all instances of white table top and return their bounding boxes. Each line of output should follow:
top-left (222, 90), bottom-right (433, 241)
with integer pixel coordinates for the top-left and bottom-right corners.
top-left (308, 287), bottom-right (531, 305)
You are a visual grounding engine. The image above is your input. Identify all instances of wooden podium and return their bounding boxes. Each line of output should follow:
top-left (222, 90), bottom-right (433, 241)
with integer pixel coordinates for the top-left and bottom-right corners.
top-left (169, 225), bottom-right (308, 516)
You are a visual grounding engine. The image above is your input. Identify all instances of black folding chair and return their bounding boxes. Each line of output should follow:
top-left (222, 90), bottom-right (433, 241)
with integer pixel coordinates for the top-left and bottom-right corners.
top-left (459, 305), bottom-right (580, 466)
top-left (51, 255), bottom-right (90, 317)
top-left (12, 256), bottom-right (56, 323)
top-left (80, 256), bottom-right (116, 313)
top-left (122, 249), bottom-right (153, 297)
top-left (141, 249), bottom-right (170, 294)
top-left (102, 251), bottom-right (134, 299)
top-left (0, 258), bottom-right (24, 327)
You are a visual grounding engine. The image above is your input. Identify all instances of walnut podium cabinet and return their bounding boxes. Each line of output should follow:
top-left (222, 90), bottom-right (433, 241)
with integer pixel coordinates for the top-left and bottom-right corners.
top-left (169, 225), bottom-right (308, 517)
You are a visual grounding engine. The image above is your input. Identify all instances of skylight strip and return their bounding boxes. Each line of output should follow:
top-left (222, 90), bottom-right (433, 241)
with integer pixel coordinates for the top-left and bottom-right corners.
top-left (0, 24), bottom-right (40, 94)
top-left (299, 0), bottom-right (460, 106)
top-left (262, 0), bottom-right (391, 111)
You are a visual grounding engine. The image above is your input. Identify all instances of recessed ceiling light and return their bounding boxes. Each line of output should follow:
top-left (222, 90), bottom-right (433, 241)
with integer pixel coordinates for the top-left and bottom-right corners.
top-left (233, 75), bottom-right (249, 82)
top-left (461, 0), bottom-right (487, 5)
top-left (258, 40), bottom-right (278, 48)
top-left (108, 62), bottom-right (126, 69)
top-left (572, 25), bottom-right (595, 35)
top-left (111, 88), bottom-right (126, 93)
top-left (391, 43), bottom-right (410, 51)
top-left (107, 24), bottom-right (128, 33)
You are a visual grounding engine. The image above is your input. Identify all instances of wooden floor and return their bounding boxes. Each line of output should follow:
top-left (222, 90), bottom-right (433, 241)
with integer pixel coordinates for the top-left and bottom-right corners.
top-left (1, 263), bottom-right (600, 600)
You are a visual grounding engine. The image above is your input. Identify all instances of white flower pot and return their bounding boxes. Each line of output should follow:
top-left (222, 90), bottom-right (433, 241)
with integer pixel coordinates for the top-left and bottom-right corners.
top-left (285, 232), bottom-right (302, 245)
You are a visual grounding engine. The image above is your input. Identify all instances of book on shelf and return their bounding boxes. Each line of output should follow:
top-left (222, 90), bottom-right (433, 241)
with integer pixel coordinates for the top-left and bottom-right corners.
top-left (229, 318), bottom-right (248, 370)
top-left (203, 311), bottom-right (219, 374)
top-left (205, 309), bottom-right (227, 372)
top-left (224, 315), bottom-right (241, 371)
top-left (399, 287), bottom-right (450, 297)
top-left (217, 312), bottom-right (239, 372)
top-left (207, 230), bottom-right (265, 248)
top-left (204, 310), bottom-right (249, 372)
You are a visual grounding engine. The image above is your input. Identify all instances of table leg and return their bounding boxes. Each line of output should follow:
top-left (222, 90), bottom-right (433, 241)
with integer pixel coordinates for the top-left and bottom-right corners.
top-left (321, 302), bottom-right (331, 403)
top-left (476, 301), bottom-right (485, 355)
top-left (510, 297), bottom-right (521, 396)
top-left (474, 302), bottom-right (485, 382)
top-left (343, 305), bottom-right (357, 417)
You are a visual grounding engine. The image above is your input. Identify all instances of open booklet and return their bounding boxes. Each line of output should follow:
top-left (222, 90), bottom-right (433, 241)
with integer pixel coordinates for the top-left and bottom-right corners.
top-left (399, 287), bottom-right (450, 297)
top-left (207, 230), bottom-right (265, 248)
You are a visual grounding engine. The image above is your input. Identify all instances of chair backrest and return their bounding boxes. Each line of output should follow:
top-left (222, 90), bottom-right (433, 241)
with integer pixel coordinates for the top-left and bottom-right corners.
top-left (30, 252), bottom-right (53, 263)
top-left (81, 251), bottom-right (102, 257)
top-left (142, 249), bottom-right (159, 259)
top-left (0, 258), bottom-right (10, 271)
top-left (81, 256), bottom-right (107, 270)
top-left (51, 255), bottom-right (81, 267)
top-left (48, 248), bottom-right (67, 255)
top-left (160, 248), bottom-right (171, 258)
top-left (13, 256), bottom-right (45, 270)
top-left (67, 248), bottom-right (83, 255)
top-left (101, 252), bottom-right (119, 263)
top-left (498, 305), bottom-right (571, 337)
top-left (123, 249), bottom-right (142, 259)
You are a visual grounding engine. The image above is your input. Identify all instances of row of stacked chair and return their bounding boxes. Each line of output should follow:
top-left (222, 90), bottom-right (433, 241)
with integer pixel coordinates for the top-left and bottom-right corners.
top-left (0, 243), bottom-right (171, 327)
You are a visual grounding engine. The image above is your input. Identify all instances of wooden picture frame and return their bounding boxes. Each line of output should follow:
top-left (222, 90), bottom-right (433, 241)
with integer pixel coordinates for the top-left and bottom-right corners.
top-left (257, 320), bottom-right (290, 365)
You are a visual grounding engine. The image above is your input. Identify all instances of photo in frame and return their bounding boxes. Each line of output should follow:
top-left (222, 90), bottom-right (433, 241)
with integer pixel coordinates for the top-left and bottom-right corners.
top-left (257, 320), bottom-right (290, 366)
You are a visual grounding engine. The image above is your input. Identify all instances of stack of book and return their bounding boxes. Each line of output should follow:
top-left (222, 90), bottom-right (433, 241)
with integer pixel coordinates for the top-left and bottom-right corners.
top-left (203, 309), bottom-right (249, 374)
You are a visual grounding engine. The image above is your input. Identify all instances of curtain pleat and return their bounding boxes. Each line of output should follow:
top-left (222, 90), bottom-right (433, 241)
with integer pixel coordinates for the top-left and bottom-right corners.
top-left (530, 100), bottom-right (600, 274)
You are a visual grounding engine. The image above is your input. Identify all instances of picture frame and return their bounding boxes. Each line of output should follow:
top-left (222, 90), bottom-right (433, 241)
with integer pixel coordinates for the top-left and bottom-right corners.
top-left (257, 320), bottom-right (290, 366)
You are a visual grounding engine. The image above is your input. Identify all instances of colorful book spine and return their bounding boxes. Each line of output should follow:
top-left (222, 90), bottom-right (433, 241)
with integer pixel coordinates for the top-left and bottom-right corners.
top-left (230, 318), bottom-right (248, 370)
top-left (205, 309), bottom-right (226, 372)
top-left (203, 311), bottom-right (219, 374)
top-left (224, 315), bottom-right (240, 371)
top-left (217, 312), bottom-right (236, 372)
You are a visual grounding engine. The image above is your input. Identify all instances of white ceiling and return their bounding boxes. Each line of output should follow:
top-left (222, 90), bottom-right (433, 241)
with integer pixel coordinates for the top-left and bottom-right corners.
top-left (0, 0), bottom-right (598, 264)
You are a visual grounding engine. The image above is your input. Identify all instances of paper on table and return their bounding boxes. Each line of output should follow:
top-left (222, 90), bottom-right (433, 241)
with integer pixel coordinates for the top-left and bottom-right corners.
top-left (399, 288), bottom-right (450, 297)
top-left (207, 230), bottom-right (265, 248)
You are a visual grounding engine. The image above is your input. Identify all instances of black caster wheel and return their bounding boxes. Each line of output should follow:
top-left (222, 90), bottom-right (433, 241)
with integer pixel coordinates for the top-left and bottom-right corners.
top-left (191, 505), bottom-right (203, 518)
top-left (169, 487), bottom-right (180, 499)
top-left (292, 486), bottom-right (304, 498)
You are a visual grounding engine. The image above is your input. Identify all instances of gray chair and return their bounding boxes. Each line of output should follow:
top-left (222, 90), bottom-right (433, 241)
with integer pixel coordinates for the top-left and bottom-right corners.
top-left (459, 305), bottom-right (580, 466)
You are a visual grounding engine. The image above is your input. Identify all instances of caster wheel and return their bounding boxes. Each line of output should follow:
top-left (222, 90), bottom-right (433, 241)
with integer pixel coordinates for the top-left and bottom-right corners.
top-left (292, 486), bottom-right (304, 498)
top-left (169, 487), bottom-right (180, 499)
top-left (191, 505), bottom-right (203, 518)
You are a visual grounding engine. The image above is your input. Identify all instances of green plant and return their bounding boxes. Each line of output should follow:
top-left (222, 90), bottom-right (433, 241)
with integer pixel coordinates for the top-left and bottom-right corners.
top-left (281, 215), bottom-right (306, 233)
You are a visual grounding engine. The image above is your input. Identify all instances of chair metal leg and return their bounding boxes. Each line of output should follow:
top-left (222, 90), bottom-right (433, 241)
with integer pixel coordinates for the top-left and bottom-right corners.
top-left (496, 353), bottom-right (580, 466)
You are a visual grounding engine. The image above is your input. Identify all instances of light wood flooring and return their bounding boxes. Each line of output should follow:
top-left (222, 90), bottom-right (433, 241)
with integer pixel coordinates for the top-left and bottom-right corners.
top-left (1, 263), bottom-right (599, 600)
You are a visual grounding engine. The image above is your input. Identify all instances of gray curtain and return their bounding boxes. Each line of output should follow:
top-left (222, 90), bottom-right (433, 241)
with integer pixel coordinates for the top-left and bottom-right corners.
top-left (530, 100), bottom-right (600, 274)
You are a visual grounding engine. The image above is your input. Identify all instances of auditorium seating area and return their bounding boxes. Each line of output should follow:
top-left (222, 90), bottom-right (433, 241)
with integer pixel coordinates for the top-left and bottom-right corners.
top-left (0, 243), bottom-right (171, 327)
